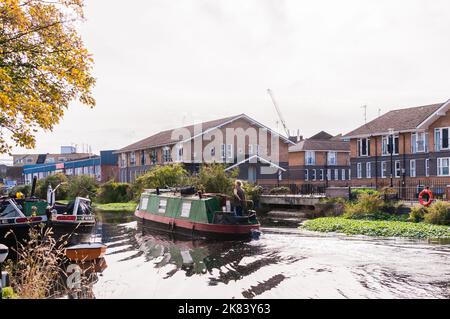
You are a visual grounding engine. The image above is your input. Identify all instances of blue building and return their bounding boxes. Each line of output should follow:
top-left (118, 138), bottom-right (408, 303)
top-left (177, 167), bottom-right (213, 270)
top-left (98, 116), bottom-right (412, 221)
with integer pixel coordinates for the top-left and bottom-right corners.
top-left (23, 150), bottom-right (118, 184)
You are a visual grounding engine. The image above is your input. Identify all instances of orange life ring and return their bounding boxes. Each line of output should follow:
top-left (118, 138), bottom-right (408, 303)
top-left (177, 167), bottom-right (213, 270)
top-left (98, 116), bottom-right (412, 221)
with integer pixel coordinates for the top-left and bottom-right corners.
top-left (418, 189), bottom-right (433, 207)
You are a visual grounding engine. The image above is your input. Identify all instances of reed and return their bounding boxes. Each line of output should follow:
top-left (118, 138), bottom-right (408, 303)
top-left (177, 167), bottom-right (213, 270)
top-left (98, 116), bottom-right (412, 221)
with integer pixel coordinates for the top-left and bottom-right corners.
top-left (5, 225), bottom-right (68, 299)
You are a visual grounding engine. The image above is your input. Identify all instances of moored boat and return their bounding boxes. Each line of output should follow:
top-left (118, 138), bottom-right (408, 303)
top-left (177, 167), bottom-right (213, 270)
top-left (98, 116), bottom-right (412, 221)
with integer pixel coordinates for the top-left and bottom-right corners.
top-left (0, 177), bottom-right (95, 249)
top-left (135, 189), bottom-right (260, 240)
top-left (65, 243), bottom-right (107, 262)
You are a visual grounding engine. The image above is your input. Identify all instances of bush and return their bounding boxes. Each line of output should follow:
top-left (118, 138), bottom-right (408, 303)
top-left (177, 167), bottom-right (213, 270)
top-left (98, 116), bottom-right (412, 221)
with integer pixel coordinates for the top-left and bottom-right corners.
top-left (131, 164), bottom-right (188, 198)
top-left (1, 287), bottom-right (17, 299)
top-left (97, 181), bottom-right (131, 203)
top-left (269, 186), bottom-right (291, 195)
top-left (193, 163), bottom-right (238, 195)
top-left (409, 204), bottom-right (426, 223)
top-left (35, 173), bottom-right (69, 200)
top-left (344, 193), bottom-right (384, 219)
top-left (424, 200), bottom-right (450, 225)
top-left (67, 175), bottom-right (98, 200)
top-left (8, 184), bottom-right (31, 197)
top-left (242, 183), bottom-right (263, 203)
top-left (350, 188), bottom-right (380, 200)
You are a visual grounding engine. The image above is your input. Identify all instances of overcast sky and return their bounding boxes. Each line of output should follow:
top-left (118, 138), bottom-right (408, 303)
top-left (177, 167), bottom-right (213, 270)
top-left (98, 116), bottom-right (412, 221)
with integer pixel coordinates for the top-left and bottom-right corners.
top-left (3, 0), bottom-right (450, 161)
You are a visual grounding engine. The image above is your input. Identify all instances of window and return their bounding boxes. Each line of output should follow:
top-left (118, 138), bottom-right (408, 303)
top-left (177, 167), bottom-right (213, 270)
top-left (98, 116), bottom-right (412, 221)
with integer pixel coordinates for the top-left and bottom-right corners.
top-left (248, 144), bottom-right (253, 155)
top-left (326, 169), bottom-right (331, 180)
top-left (425, 159), bottom-right (430, 177)
top-left (304, 169), bottom-right (309, 181)
top-left (141, 150), bottom-right (146, 166)
top-left (220, 144), bottom-right (226, 160)
top-left (140, 197), bottom-right (149, 210)
top-left (410, 159), bottom-right (416, 177)
top-left (175, 145), bottom-right (183, 162)
top-left (382, 135), bottom-right (399, 155)
top-left (46, 157), bottom-right (55, 163)
top-left (181, 202), bottom-right (191, 218)
top-left (395, 160), bottom-right (401, 178)
top-left (130, 152), bottom-right (136, 166)
top-left (305, 151), bottom-right (315, 165)
top-left (411, 132), bottom-right (427, 153)
top-left (327, 152), bottom-right (337, 165)
top-left (162, 147), bottom-right (171, 162)
top-left (158, 199), bottom-right (167, 213)
top-left (381, 161), bottom-right (387, 178)
top-left (312, 169), bottom-right (316, 181)
top-left (437, 158), bottom-right (450, 176)
top-left (320, 169), bottom-right (324, 181)
top-left (334, 169), bottom-right (339, 181)
top-left (435, 128), bottom-right (450, 151)
top-left (357, 138), bottom-right (370, 157)
top-left (341, 169), bottom-right (346, 181)
top-left (150, 149), bottom-right (157, 165)
top-left (120, 153), bottom-right (127, 168)
top-left (366, 162), bottom-right (371, 178)
top-left (357, 163), bottom-right (362, 179)
top-left (348, 169), bottom-right (351, 180)
top-left (226, 144), bottom-right (233, 159)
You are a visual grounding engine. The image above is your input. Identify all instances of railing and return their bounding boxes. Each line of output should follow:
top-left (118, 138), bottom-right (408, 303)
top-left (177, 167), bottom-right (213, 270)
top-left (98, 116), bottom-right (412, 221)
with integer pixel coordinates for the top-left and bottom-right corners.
top-left (390, 179), bottom-right (448, 201)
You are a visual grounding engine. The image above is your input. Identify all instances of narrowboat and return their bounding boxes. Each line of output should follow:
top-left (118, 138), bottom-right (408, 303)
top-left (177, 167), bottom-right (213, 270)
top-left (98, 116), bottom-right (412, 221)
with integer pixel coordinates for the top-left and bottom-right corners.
top-left (135, 190), bottom-right (261, 240)
top-left (0, 178), bottom-right (95, 248)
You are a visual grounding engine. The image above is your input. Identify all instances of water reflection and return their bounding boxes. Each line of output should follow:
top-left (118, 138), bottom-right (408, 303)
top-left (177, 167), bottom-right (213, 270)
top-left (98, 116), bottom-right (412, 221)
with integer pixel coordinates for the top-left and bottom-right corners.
top-left (91, 212), bottom-right (450, 299)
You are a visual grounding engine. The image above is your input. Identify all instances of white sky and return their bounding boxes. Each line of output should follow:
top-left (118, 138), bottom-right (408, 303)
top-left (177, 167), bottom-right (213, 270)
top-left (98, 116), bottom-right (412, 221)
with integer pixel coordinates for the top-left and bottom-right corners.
top-left (3, 0), bottom-right (450, 161)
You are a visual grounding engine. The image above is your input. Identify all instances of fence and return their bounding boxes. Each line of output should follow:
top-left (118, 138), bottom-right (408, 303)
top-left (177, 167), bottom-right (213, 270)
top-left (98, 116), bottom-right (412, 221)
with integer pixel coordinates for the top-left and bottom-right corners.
top-left (390, 179), bottom-right (448, 201)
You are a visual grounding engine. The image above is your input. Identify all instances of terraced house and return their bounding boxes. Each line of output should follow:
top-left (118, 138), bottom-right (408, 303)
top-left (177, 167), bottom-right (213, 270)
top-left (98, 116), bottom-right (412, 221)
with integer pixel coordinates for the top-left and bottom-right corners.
top-left (344, 100), bottom-right (450, 198)
top-left (288, 131), bottom-right (350, 188)
top-left (116, 114), bottom-right (294, 184)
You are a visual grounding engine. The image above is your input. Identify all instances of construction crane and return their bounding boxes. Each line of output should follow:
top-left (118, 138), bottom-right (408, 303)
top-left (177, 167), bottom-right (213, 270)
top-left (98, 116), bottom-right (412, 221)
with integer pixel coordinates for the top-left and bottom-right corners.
top-left (267, 88), bottom-right (289, 137)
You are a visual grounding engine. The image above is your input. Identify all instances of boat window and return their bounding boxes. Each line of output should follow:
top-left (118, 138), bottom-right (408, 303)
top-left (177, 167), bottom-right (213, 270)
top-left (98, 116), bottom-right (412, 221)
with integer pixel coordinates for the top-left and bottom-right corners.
top-left (158, 199), bottom-right (167, 213)
top-left (181, 202), bottom-right (191, 217)
top-left (140, 197), bottom-right (149, 210)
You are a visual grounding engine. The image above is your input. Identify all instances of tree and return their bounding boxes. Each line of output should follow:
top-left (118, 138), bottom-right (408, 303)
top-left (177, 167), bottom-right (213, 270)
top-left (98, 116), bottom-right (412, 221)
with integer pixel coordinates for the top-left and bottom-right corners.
top-left (35, 172), bottom-right (68, 200)
top-left (0, 0), bottom-right (95, 153)
top-left (132, 164), bottom-right (188, 197)
top-left (194, 163), bottom-right (238, 195)
top-left (67, 174), bottom-right (98, 199)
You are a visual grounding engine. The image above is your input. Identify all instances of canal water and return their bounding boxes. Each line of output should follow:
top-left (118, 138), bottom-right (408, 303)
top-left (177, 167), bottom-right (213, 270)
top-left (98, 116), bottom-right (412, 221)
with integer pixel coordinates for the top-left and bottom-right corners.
top-left (88, 212), bottom-right (450, 299)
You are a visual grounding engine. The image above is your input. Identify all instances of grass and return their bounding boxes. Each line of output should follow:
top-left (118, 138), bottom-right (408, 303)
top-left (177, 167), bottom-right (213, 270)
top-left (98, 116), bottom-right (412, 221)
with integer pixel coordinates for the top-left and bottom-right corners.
top-left (301, 217), bottom-right (450, 239)
top-left (92, 201), bottom-right (137, 213)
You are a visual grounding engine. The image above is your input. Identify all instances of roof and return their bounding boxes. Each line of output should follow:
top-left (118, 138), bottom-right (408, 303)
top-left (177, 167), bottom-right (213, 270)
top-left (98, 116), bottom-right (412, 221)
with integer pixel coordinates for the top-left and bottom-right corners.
top-left (289, 139), bottom-right (350, 152)
top-left (309, 131), bottom-right (334, 140)
top-left (224, 155), bottom-right (287, 171)
top-left (289, 131), bottom-right (349, 152)
top-left (344, 102), bottom-right (446, 138)
top-left (117, 114), bottom-right (295, 153)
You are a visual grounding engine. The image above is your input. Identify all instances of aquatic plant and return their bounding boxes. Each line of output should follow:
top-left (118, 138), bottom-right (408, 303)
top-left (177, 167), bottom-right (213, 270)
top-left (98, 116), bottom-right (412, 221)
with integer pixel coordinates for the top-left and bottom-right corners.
top-left (302, 217), bottom-right (450, 239)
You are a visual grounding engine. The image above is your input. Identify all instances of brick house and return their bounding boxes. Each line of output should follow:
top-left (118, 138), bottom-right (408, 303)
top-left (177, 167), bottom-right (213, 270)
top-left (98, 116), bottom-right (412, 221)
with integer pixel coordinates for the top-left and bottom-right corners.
top-left (288, 131), bottom-right (351, 187)
top-left (344, 100), bottom-right (450, 195)
top-left (115, 114), bottom-right (294, 185)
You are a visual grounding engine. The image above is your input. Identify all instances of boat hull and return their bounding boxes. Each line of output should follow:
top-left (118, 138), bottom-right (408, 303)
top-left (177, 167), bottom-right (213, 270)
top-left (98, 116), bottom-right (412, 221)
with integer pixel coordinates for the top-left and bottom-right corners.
top-left (135, 210), bottom-right (260, 240)
top-left (0, 220), bottom-right (95, 249)
top-left (50, 221), bottom-right (96, 244)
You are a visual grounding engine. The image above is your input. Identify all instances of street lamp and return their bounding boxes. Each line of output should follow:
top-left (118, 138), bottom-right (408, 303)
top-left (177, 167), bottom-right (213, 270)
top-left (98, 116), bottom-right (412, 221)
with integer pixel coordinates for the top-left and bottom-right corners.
top-left (0, 243), bottom-right (9, 300)
top-left (388, 128), bottom-right (395, 188)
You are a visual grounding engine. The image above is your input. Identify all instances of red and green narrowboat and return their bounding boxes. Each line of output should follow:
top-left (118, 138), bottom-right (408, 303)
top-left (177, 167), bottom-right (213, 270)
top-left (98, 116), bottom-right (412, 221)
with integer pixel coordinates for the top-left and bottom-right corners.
top-left (135, 190), bottom-right (260, 240)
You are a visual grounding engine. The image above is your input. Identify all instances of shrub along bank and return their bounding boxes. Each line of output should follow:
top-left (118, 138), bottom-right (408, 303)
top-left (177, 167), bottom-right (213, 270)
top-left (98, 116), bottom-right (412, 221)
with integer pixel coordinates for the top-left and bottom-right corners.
top-left (303, 192), bottom-right (450, 239)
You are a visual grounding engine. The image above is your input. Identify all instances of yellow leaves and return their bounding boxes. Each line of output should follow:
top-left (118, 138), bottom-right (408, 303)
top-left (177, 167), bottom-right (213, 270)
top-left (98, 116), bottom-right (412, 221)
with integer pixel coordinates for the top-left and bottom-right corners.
top-left (0, 0), bottom-right (95, 153)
